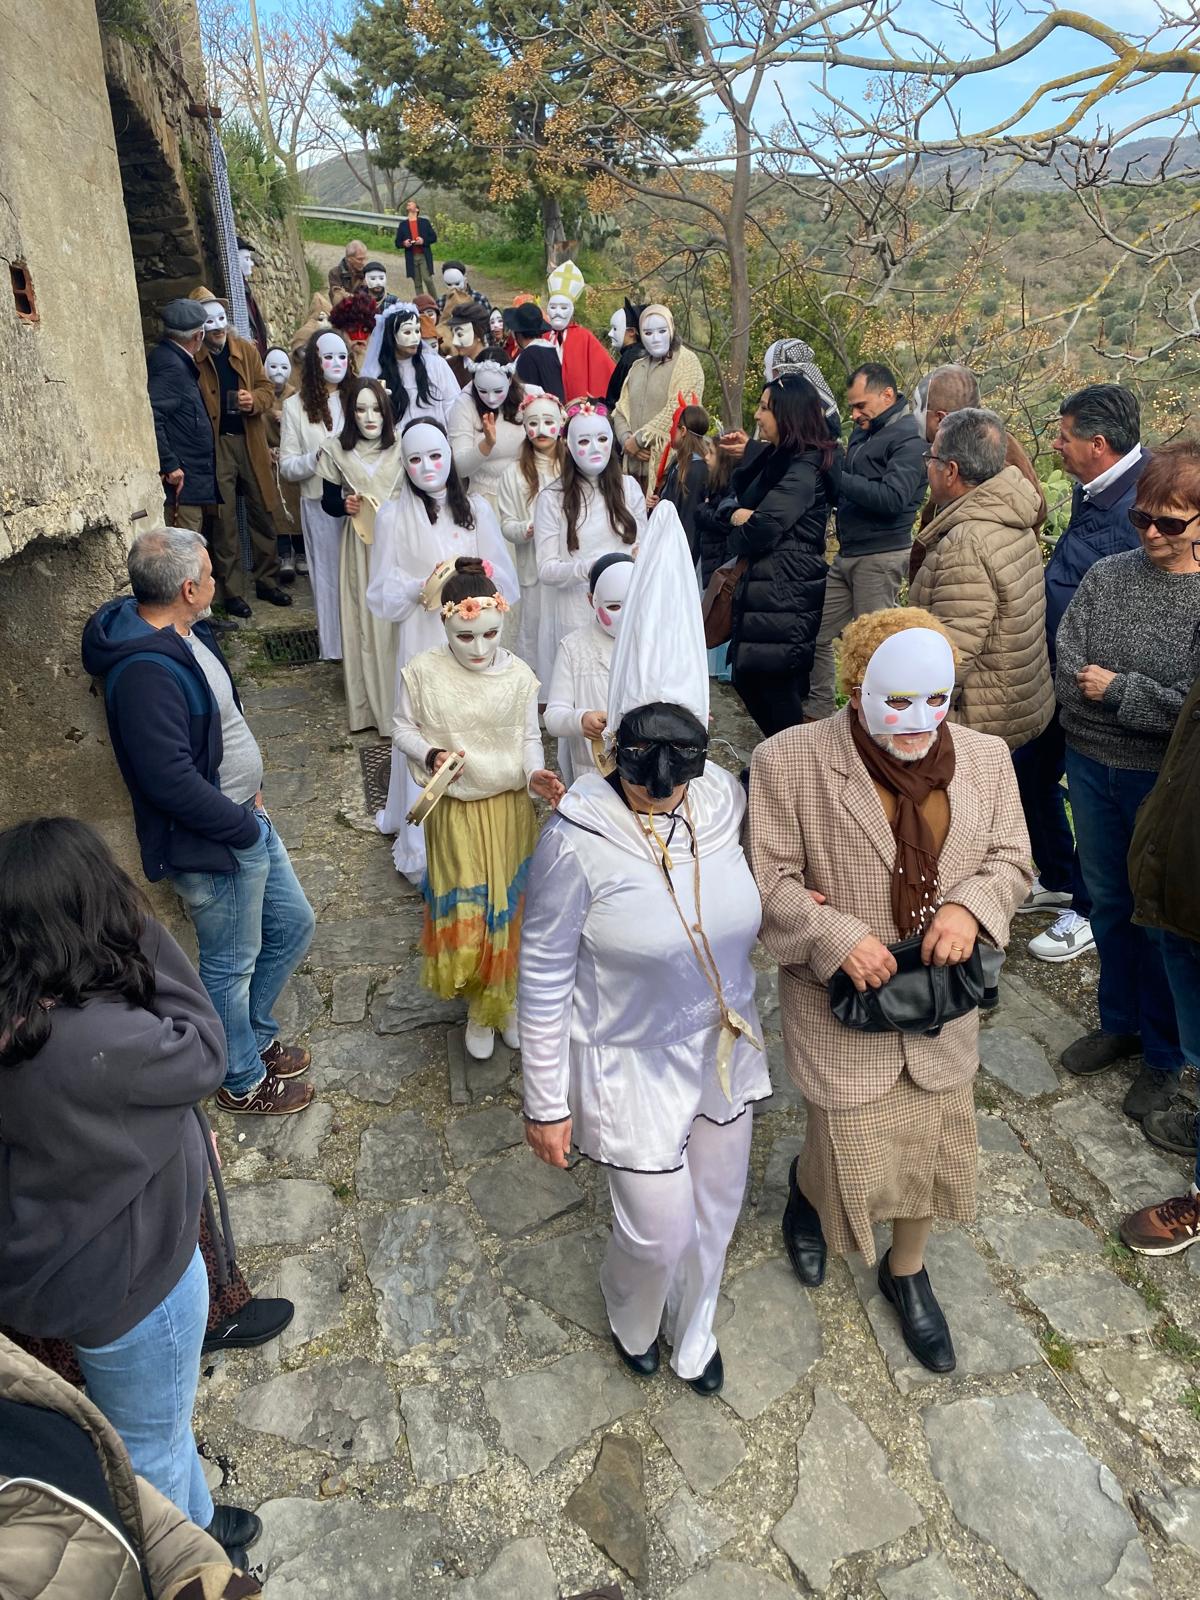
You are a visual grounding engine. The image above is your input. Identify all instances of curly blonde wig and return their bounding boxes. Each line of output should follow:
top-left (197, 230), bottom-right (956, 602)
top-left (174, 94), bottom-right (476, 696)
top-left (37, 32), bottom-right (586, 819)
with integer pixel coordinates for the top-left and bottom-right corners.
top-left (838, 607), bottom-right (958, 698)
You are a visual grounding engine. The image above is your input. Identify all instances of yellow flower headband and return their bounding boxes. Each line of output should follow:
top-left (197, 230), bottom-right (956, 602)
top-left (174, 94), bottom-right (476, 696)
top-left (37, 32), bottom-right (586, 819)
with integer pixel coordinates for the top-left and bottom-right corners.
top-left (440, 593), bottom-right (510, 621)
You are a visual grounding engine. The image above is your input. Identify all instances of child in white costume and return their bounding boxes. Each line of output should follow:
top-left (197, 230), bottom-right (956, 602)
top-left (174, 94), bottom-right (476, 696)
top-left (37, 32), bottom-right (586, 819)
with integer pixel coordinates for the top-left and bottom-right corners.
top-left (544, 552), bottom-right (634, 787)
top-left (532, 400), bottom-right (646, 685)
top-left (446, 351), bottom-right (526, 511)
top-left (366, 420), bottom-right (517, 882)
top-left (495, 392), bottom-right (566, 673)
top-left (394, 557), bottom-right (565, 1061)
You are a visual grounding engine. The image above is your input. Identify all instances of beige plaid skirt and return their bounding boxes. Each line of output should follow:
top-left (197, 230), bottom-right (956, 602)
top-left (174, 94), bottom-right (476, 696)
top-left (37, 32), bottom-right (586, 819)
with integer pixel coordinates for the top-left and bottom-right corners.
top-left (797, 1071), bottom-right (977, 1265)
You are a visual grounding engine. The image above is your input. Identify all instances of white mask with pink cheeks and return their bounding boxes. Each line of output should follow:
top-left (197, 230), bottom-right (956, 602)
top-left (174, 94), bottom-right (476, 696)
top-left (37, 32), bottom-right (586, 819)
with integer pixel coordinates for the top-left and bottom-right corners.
top-left (469, 359), bottom-right (512, 411)
top-left (264, 349), bottom-right (291, 387)
top-left (316, 331), bottom-right (348, 385)
top-left (590, 557), bottom-right (634, 638)
top-left (859, 629), bottom-right (954, 737)
top-left (489, 310), bottom-right (506, 339)
top-left (523, 396), bottom-right (563, 443)
top-left (403, 422), bottom-right (451, 493)
top-left (567, 411), bottom-right (613, 477)
top-left (444, 604), bottom-right (503, 672)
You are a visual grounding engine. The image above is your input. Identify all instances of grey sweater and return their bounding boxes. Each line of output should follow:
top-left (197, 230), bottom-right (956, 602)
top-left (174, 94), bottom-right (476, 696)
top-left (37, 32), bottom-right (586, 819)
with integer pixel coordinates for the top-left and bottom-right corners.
top-left (1056, 549), bottom-right (1200, 771)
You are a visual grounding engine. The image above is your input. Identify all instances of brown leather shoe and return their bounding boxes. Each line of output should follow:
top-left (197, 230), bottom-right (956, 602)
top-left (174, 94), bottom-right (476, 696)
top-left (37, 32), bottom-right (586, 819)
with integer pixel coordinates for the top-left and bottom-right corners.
top-left (1119, 1190), bottom-right (1200, 1256)
top-left (260, 1039), bottom-right (310, 1079)
top-left (215, 1075), bottom-right (314, 1116)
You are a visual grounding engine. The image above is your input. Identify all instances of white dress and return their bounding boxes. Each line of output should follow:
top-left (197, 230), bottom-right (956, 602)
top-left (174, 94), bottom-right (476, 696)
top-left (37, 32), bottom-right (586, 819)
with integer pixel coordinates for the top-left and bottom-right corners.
top-left (366, 487), bottom-right (518, 880)
top-left (496, 452), bottom-right (560, 673)
top-left (446, 389), bottom-right (525, 511)
top-left (533, 475), bottom-right (647, 685)
top-left (279, 391), bottom-right (345, 660)
top-left (543, 621), bottom-right (614, 787)
top-left (387, 350), bottom-right (460, 429)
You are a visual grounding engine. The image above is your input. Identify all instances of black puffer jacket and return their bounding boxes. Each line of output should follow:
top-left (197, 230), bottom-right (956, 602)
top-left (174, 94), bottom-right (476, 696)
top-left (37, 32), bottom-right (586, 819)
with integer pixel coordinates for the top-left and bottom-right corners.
top-left (659, 455), bottom-right (710, 564)
top-left (726, 440), bottom-right (838, 677)
top-left (145, 339), bottom-right (219, 508)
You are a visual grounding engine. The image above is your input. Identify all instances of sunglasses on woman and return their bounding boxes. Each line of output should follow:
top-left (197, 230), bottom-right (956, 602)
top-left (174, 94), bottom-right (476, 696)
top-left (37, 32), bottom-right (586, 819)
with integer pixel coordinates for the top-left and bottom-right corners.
top-left (1128, 507), bottom-right (1200, 537)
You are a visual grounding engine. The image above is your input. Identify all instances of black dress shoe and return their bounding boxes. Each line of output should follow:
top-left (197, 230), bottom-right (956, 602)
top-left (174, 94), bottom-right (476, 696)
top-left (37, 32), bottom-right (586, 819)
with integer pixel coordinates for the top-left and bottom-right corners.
top-left (1061, 1030), bottom-right (1141, 1076)
top-left (207, 614), bottom-right (240, 633)
top-left (611, 1330), bottom-right (659, 1377)
top-left (877, 1249), bottom-right (956, 1374)
top-left (206, 1504), bottom-right (262, 1553)
top-left (202, 1296), bottom-right (294, 1353)
top-left (782, 1157), bottom-right (826, 1288)
top-left (686, 1348), bottom-right (724, 1396)
top-left (223, 596), bottom-right (253, 619)
top-left (255, 582), bottom-right (293, 607)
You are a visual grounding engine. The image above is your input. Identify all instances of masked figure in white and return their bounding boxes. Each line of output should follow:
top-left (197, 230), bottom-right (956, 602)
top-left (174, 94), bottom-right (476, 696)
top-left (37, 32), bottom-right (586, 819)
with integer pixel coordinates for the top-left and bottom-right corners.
top-left (543, 258), bottom-right (614, 405)
top-left (747, 612), bottom-right (1030, 1376)
top-left (614, 304), bottom-right (706, 491)
top-left (393, 557), bottom-right (563, 1061)
top-left (263, 346), bottom-right (301, 582)
top-left (315, 377), bottom-right (406, 734)
top-left (280, 330), bottom-right (356, 657)
top-left (363, 260), bottom-right (398, 313)
top-left (496, 393), bottom-right (566, 672)
top-left (521, 503), bottom-right (769, 1395)
top-left (446, 351), bottom-right (526, 510)
top-left (533, 401), bottom-right (647, 685)
top-left (363, 302), bottom-right (458, 430)
top-left (544, 552), bottom-right (633, 786)
top-left (366, 420), bottom-right (518, 882)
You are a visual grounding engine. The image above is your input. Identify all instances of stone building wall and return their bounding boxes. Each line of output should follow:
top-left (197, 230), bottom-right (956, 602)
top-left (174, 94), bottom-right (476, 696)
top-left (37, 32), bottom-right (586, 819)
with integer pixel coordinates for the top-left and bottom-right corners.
top-left (239, 214), bottom-right (310, 351)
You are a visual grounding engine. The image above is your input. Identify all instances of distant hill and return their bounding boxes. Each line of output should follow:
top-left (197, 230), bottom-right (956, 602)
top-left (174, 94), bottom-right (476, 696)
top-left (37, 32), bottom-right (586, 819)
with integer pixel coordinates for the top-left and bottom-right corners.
top-left (894, 136), bottom-right (1200, 193)
top-left (298, 153), bottom-right (477, 221)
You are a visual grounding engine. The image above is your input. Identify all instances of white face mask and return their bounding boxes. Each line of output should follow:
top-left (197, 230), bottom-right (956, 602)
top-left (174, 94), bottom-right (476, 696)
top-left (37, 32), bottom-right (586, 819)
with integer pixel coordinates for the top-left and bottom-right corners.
top-left (546, 294), bottom-right (575, 331)
top-left (364, 270), bottom-right (387, 294)
top-left (394, 317), bottom-right (422, 352)
top-left (444, 608), bottom-right (501, 672)
top-left (264, 350), bottom-right (291, 386)
top-left (523, 399), bottom-right (562, 442)
top-left (404, 423), bottom-right (451, 493)
top-left (316, 332), bottom-right (348, 385)
top-left (443, 268), bottom-right (466, 290)
top-left (472, 366), bottom-right (511, 411)
top-left (489, 311), bottom-right (506, 339)
top-left (641, 314), bottom-right (672, 359)
top-left (238, 249), bottom-right (254, 281)
top-left (201, 301), bottom-right (227, 334)
top-left (354, 389), bottom-right (384, 441)
top-left (451, 324), bottom-right (476, 349)
top-left (860, 629), bottom-right (954, 737)
top-left (567, 413), bottom-right (613, 477)
top-left (590, 560), bottom-right (634, 637)
top-left (608, 310), bottom-right (626, 351)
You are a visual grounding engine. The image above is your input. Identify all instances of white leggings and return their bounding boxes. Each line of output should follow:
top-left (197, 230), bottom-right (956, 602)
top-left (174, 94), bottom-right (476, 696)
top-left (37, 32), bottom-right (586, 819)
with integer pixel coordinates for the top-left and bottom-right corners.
top-left (601, 1109), bottom-right (753, 1380)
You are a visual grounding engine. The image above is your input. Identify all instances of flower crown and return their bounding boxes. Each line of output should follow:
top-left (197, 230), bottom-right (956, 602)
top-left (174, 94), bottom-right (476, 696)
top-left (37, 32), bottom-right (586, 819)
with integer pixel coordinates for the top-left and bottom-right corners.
top-left (383, 301), bottom-right (420, 326)
top-left (517, 388), bottom-right (564, 418)
top-left (565, 398), bottom-right (609, 421)
top-left (441, 593), bottom-right (510, 621)
top-left (464, 357), bottom-right (516, 380)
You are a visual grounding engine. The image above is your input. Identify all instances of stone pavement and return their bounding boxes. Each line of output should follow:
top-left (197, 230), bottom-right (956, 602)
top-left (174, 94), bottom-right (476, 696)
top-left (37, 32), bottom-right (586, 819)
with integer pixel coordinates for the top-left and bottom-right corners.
top-left (191, 598), bottom-right (1200, 1598)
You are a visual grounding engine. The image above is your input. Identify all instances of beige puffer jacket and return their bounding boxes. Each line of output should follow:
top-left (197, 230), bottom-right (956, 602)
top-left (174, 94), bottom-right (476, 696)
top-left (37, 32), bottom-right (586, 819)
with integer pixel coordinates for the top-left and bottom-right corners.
top-left (909, 465), bottom-right (1054, 750)
top-left (0, 1336), bottom-right (258, 1600)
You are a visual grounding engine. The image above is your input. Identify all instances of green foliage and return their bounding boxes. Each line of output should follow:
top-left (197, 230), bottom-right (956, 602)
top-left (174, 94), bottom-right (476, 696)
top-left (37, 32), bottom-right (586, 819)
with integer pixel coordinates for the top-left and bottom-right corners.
top-left (1159, 1324), bottom-right (1200, 1363)
top-left (1180, 1385), bottom-right (1200, 1422)
top-left (299, 218), bottom-right (395, 253)
top-left (305, 257), bottom-right (326, 296)
top-left (220, 117), bottom-right (299, 226)
top-left (1040, 1330), bottom-right (1076, 1372)
top-left (1038, 469), bottom-right (1074, 552)
top-left (96, 0), bottom-right (154, 43)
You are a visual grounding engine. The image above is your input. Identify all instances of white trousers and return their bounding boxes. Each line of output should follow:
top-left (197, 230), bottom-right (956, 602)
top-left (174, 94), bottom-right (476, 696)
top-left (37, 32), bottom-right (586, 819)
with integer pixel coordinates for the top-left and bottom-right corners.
top-left (601, 1109), bottom-right (753, 1380)
top-left (300, 499), bottom-right (344, 661)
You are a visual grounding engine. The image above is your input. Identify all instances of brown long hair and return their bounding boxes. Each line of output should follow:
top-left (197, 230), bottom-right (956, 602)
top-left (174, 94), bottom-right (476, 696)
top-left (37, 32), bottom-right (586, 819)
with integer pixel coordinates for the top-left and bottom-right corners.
top-left (299, 330), bottom-right (354, 428)
top-left (561, 452), bottom-right (637, 553)
top-left (337, 376), bottom-right (397, 450)
top-left (668, 403), bottom-right (711, 508)
top-left (518, 435), bottom-right (565, 501)
top-left (401, 418), bottom-right (475, 529)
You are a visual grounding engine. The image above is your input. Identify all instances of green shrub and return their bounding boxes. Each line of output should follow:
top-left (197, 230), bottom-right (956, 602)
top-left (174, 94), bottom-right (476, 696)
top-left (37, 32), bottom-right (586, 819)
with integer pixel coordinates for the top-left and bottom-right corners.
top-left (221, 118), bottom-right (299, 225)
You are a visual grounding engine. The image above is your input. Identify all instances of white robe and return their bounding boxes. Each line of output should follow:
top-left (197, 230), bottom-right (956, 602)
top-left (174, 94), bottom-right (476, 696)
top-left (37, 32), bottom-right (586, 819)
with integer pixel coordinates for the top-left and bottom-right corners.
top-left (366, 487), bottom-right (518, 880)
top-left (543, 621), bottom-right (614, 787)
top-left (279, 392), bottom-right (344, 661)
top-left (532, 474), bottom-right (647, 685)
top-left (447, 388), bottom-right (526, 511)
top-left (386, 350), bottom-right (460, 429)
top-left (496, 452), bottom-right (560, 673)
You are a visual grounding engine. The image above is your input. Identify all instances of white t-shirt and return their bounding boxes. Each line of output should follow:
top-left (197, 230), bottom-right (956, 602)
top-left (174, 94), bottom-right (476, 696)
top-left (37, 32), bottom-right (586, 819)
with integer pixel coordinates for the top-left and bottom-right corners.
top-left (184, 631), bottom-right (263, 804)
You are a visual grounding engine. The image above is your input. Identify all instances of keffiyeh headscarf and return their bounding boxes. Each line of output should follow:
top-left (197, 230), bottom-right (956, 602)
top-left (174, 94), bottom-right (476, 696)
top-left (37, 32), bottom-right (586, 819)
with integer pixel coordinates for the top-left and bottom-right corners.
top-left (764, 338), bottom-right (839, 421)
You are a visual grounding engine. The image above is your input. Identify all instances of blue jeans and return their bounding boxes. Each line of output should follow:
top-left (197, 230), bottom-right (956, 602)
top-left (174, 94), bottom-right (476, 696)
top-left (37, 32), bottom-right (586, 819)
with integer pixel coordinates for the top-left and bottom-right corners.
top-left (1149, 930), bottom-right (1200, 1185)
top-left (1011, 708), bottom-right (1091, 915)
top-left (74, 1246), bottom-right (213, 1528)
top-left (170, 809), bottom-right (315, 1096)
top-left (1065, 748), bottom-right (1182, 1073)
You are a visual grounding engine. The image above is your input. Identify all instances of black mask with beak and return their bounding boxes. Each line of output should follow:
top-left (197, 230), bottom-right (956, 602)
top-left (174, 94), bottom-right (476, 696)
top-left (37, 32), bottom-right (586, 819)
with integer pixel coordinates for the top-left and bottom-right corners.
top-left (615, 702), bottom-right (708, 800)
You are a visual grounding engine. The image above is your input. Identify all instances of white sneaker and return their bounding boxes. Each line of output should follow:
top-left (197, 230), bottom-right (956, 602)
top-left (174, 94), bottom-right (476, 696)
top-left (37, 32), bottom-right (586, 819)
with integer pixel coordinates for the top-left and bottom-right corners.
top-left (1028, 911), bottom-right (1095, 963)
top-left (465, 1021), bottom-right (495, 1060)
top-left (500, 1014), bottom-right (520, 1051)
top-left (1018, 877), bottom-right (1074, 914)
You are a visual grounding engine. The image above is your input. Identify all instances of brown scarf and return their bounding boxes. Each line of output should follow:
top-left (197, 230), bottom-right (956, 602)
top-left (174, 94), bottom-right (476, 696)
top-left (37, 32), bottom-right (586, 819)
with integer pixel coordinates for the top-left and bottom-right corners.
top-left (849, 714), bottom-right (956, 938)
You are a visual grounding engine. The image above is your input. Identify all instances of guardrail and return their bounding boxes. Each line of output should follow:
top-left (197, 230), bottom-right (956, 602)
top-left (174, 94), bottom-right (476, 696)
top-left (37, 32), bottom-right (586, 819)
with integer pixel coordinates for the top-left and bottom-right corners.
top-left (295, 204), bottom-right (400, 230)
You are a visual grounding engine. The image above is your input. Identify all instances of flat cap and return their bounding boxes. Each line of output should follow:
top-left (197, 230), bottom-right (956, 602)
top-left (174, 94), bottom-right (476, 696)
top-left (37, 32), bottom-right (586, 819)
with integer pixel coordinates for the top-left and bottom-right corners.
top-left (161, 298), bottom-right (208, 333)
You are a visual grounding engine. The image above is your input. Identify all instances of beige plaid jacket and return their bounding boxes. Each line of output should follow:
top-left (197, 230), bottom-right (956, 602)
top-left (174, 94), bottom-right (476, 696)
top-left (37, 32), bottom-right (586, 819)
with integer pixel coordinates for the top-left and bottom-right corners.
top-left (747, 710), bottom-right (1031, 1110)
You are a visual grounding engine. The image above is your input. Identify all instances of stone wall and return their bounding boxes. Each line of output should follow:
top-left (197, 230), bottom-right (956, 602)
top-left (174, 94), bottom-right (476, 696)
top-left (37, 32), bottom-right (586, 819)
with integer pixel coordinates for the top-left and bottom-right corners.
top-left (239, 213), bottom-right (310, 352)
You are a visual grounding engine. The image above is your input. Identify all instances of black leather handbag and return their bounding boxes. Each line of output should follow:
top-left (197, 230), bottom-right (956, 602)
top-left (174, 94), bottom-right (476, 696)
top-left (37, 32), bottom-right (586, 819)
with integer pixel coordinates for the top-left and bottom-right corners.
top-left (828, 935), bottom-right (985, 1037)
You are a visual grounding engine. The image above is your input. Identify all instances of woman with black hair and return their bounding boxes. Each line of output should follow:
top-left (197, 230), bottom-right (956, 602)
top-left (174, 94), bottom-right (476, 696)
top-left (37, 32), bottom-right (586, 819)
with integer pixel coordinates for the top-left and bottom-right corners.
top-left (446, 348), bottom-right (526, 510)
top-left (362, 301), bottom-right (458, 430)
top-left (367, 418), bottom-right (518, 882)
top-left (724, 375), bottom-right (841, 736)
top-left (533, 399), bottom-right (648, 684)
top-left (0, 818), bottom-right (258, 1550)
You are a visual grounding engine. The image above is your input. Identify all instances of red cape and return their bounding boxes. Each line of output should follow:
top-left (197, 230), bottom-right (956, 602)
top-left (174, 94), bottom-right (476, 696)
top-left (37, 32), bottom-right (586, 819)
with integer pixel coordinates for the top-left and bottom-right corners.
top-left (560, 323), bottom-right (615, 406)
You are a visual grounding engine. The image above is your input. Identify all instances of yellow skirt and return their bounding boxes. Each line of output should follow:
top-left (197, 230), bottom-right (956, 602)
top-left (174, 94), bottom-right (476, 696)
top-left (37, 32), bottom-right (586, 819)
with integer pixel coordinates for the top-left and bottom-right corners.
top-left (420, 787), bottom-right (538, 1028)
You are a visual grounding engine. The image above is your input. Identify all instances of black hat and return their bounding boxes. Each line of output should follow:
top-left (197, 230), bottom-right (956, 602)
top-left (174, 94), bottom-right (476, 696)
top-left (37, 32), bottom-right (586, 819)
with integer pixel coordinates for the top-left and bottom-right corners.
top-left (160, 298), bottom-right (208, 333)
top-left (236, 236), bottom-right (254, 254)
top-left (364, 260), bottom-right (386, 273)
top-left (504, 302), bottom-right (551, 337)
top-left (442, 259), bottom-right (467, 274)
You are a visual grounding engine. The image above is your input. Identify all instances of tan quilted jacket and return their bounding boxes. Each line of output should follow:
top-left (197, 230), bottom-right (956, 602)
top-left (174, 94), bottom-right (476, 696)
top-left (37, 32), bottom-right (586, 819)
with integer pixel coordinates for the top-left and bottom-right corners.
top-left (909, 466), bottom-right (1055, 750)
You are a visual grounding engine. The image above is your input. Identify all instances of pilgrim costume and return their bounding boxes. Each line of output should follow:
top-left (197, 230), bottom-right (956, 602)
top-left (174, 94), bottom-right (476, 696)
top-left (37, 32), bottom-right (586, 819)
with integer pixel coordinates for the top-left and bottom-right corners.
top-left (363, 302), bottom-right (459, 429)
top-left (280, 331), bottom-right (352, 659)
top-left (367, 421), bottom-right (518, 882)
top-left (446, 355), bottom-right (525, 510)
top-left (543, 552), bottom-right (634, 787)
top-left (614, 305), bottom-right (705, 491)
top-left (532, 401), bottom-right (647, 684)
top-left (545, 259), bottom-right (615, 403)
top-left (520, 503), bottom-right (769, 1390)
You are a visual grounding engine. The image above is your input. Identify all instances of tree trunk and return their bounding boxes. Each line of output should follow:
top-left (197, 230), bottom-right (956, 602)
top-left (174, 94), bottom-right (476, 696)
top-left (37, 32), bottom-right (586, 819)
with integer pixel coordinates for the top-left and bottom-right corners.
top-left (723, 107), bottom-right (753, 425)
top-left (541, 193), bottom-right (567, 271)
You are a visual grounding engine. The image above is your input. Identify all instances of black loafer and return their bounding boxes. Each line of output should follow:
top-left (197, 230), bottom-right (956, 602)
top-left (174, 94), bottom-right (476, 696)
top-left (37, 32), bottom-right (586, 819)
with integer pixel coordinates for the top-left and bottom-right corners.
top-left (255, 582), bottom-right (293, 607)
top-left (207, 614), bottom-right (240, 633)
top-left (686, 1348), bottom-right (724, 1396)
top-left (206, 1504), bottom-right (262, 1553)
top-left (611, 1331), bottom-right (659, 1377)
top-left (223, 597), bottom-right (253, 619)
top-left (782, 1157), bottom-right (826, 1288)
top-left (1061, 1030), bottom-right (1141, 1076)
top-left (877, 1249), bottom-right (955, 1373)
top-left (202, 1296), bottom-right (294, 1353)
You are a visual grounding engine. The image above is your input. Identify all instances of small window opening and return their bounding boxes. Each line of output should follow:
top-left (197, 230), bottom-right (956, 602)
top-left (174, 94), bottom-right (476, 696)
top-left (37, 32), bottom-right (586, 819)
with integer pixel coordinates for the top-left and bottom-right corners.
top-left (10, 262), bottom-right (37, 323)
